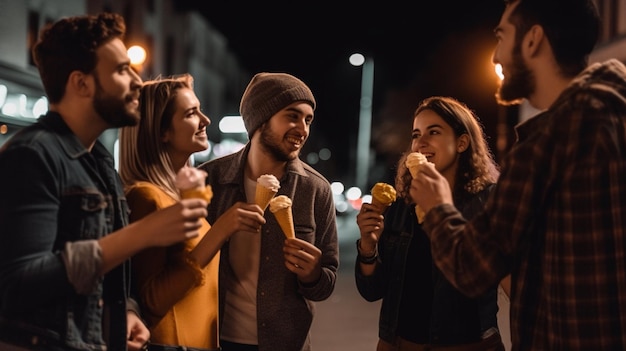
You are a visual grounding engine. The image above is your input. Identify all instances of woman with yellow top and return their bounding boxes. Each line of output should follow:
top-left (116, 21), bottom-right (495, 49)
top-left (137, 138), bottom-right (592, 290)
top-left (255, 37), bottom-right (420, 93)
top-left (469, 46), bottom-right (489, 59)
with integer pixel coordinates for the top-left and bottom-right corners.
top-left (118, 74), bottom-right (265, 351)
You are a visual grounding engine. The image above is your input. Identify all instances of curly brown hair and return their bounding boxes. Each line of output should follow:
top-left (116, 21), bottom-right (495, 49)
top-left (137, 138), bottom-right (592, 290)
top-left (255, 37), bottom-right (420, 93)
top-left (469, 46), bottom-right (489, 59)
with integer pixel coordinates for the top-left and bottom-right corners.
top-left (395, 96), bottom-right (500, 204)
top-left (32, 13), bottom-right (126, 103)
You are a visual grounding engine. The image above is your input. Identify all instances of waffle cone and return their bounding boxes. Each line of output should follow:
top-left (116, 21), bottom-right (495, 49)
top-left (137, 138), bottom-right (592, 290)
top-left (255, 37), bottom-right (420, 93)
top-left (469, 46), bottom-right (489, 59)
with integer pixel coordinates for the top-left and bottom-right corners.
top-left (371, 198), bottom-right (392, 214)
top-left (255, 186), bottom-right (277, 211)
top-left (273, 207), bottom-right (295, 239)
top-left (181, 186), bottom-right (213, 203)
top-left (415, 205), bottom-right (426, 224)
top-left (408, 166), bottom-right (419, 179)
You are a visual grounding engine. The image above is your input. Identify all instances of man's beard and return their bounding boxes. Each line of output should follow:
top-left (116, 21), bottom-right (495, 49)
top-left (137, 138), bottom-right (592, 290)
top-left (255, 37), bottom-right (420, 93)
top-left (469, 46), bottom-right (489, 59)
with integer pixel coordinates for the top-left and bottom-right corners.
top-left (92, 74), bottom-right (139, 128)
top-left (259, 124), bottom-right (300, 162)
top-left (495, 42), bottom-right (534, 106)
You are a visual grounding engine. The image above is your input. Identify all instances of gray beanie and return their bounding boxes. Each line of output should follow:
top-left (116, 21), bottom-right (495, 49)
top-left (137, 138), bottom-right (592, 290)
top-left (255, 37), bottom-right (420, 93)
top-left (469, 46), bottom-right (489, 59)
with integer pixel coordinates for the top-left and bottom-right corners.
top-left (239, 72), bottom-right (316, 138)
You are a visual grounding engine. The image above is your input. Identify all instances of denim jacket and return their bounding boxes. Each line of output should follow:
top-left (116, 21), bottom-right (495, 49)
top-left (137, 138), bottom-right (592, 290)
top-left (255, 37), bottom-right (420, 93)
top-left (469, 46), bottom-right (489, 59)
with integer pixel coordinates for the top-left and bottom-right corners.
top-left (0, 112), bottom-right (131, 350)
top-left (355, 186), bottom-right (499, 345)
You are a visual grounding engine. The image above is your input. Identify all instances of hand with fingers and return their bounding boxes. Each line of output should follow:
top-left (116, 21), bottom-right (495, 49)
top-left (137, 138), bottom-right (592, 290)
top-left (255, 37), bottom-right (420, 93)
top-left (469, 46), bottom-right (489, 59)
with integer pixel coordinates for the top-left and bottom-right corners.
top-left (211, 201), bottom-right (266, 236)
top-left (283, 238), bottom-right (322, 284)
top-left (139, 198), bottom-right (208, 246)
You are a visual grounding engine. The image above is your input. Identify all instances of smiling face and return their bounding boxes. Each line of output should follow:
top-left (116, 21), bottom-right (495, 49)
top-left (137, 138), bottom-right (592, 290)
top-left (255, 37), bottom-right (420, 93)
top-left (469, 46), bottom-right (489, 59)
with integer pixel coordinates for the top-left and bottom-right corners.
top-left (257, 101), bottom-right (314, 162)
top-left (161, 87), bottom-right (211, 162)
top-left (411, 109), bottom-right (468, 185)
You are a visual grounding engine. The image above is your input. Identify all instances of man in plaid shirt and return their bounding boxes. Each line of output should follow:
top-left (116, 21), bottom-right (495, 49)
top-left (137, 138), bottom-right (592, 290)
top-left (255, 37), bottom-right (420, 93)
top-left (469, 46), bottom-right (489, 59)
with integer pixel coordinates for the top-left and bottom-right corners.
top-left (412, 0), bottom-right (626, 350)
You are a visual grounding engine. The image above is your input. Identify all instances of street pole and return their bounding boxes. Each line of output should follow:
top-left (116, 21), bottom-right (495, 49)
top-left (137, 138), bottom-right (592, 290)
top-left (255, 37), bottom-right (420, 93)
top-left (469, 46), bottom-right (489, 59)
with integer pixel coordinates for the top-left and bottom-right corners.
top-left (355, 57), bottom-right (374, 191)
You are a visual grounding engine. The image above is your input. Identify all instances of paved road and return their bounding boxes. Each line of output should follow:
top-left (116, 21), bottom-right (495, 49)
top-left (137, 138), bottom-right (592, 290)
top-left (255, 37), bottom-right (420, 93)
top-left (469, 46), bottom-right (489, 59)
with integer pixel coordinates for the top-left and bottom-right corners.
top-left (310, 211), bottom-right (381, 350)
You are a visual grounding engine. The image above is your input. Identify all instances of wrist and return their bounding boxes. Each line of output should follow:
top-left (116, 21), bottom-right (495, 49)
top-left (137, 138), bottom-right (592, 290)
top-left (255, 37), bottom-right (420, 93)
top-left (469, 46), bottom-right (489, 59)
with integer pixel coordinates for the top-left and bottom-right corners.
top-left (357, 239), bottom-right (377, 257)
top-left (356, 239), bottom-right (378, 265)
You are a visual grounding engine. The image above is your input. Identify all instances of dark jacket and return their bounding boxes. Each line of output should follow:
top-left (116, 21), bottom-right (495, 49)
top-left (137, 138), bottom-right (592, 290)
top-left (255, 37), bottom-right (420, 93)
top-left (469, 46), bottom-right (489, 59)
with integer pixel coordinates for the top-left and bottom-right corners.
top-left (199, 144), bottom-right (339, 351)
top-left (0, 112), bottom-right (131, 350)
top-left (355, 185), bottom-right (499, 345)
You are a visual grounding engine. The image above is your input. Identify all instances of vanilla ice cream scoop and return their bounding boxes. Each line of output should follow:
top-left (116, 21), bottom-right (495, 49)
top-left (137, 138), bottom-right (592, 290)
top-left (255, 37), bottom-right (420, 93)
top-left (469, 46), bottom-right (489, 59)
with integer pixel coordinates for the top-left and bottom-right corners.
top-left (257, 174), bottom-right (280, 192)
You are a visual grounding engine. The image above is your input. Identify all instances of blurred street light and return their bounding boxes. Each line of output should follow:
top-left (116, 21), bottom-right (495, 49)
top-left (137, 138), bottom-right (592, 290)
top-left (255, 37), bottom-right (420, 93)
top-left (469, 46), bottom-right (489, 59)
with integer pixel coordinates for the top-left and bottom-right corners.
top-left (127, 45), bottom-right (147, 75)
top-left (128, 45), bottom-right (146, 65)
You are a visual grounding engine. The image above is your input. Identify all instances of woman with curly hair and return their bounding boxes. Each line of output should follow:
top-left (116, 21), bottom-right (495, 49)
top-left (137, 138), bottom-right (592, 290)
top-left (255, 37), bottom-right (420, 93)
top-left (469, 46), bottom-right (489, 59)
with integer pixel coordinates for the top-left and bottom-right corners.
top-left (355, 96), bottom-right (506, 351)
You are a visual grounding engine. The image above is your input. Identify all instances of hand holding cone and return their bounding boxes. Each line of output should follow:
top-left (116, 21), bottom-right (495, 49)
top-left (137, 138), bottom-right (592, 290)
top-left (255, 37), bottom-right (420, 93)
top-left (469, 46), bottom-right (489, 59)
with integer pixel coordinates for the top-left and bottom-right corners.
top-left (405, 152), bottom-right (429, 223)
top-left (269, 195), bottom-right (295, 239)
top-left (370, 182), bottom-right (396, 214)
top-left (255, 174), bottom-right (280, 211)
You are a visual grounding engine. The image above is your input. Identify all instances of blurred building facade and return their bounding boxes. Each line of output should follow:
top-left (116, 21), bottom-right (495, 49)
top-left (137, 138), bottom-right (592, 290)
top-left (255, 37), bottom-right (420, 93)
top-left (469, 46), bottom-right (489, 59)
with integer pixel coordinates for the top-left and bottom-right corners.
top-left (0, 0), bottom-right (625, 165)
top-left (0, 0), bottom-right (250, 163)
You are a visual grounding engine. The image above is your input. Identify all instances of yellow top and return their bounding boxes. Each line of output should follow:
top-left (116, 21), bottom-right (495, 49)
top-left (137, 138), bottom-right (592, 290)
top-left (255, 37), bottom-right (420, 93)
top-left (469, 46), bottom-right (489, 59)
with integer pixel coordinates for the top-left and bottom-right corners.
top-left (126, 182), bottom-right (219, 349)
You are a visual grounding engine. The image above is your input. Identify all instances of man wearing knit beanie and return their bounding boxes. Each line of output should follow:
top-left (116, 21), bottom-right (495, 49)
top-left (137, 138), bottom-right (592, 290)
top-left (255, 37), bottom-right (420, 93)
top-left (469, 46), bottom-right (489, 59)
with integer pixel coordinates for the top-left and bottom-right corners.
top-left (198, 72), bottom-right (338, 351)
top-left (240, 72), bottom-right (316, 138)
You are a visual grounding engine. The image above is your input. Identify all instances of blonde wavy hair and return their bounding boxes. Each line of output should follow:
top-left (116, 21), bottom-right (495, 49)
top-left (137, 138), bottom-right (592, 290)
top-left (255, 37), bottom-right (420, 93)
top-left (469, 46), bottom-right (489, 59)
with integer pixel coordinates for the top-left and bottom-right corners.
top-left (118, 74), bottom-right (194, 200)
top-left (395, 96), bottom-right (500, 204)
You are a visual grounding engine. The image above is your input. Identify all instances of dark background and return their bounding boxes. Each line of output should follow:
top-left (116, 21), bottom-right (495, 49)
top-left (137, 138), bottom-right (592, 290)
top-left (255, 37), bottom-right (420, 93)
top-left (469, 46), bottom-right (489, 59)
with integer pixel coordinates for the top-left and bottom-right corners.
top-left (175, 1), bottom-right (507, 187)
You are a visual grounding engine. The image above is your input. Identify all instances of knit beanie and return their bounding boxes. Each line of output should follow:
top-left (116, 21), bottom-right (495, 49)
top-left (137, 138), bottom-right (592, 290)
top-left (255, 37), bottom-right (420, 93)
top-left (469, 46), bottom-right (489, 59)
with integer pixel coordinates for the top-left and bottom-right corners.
top-left (239, 72), bottom-right (316, 138)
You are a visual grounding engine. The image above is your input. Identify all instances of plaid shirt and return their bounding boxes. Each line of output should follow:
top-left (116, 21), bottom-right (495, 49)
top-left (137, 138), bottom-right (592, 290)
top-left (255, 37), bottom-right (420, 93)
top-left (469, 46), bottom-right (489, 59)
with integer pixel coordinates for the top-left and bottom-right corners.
top-left (423, 59), bottom-right (626, 350)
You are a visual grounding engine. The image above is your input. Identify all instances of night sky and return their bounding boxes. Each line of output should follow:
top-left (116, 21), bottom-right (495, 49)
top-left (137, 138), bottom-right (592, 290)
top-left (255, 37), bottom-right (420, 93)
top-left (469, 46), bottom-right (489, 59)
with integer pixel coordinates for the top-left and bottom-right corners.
top-left (176, 1), bottom-right (506, 187)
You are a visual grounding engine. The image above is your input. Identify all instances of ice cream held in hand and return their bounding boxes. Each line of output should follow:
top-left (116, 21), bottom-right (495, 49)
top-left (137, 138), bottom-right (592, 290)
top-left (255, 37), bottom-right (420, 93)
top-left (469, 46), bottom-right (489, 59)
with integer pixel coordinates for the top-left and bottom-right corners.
top-left (269, 195), bottom-right (295, 239)
top-left (405, 152), bottom-right (428, 178)
top-left (370, 182), bottom-right (397, 213)
top-left (256, 174), bottom-right (280, 211)
top-left (175, 166), bottom-right (212, 203)
top-left (405, 152), bottom-right (429, 223)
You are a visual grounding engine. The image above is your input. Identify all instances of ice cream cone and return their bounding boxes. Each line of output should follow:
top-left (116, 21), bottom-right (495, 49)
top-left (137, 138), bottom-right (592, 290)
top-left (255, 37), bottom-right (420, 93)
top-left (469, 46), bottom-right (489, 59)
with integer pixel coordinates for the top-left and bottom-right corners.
top-left (370, 182), bottom-right (396, 214)
top-left (181, 187), bottom-right (213, 203)
top-left (255, 186), bottom-right (278, 211)
top-left (405, 152), bottom-right (428, 178)
top-left (405, 152), bottom-right (429, 223)
top-left (255, 174), bottom-right (280, 211)
top-left (269, 195), bottom-right (295, 239)
top-left (176, 167), bottom-right (212, 203)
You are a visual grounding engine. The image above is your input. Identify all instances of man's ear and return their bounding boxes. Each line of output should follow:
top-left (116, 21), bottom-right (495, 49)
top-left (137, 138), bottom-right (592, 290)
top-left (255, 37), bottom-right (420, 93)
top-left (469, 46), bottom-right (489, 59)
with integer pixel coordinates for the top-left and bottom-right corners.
top-left (67, 71), bottom-right (94, 98)
top-left (524, 24), bottom-right (545, 58)
top-left (457, 134), bottom-right (470, 153)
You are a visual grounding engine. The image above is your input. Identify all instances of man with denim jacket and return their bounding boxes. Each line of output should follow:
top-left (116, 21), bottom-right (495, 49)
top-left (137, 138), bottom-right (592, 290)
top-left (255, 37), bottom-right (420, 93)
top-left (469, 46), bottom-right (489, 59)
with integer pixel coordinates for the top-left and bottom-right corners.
top-left (0, 13), bottom-right (208, 351)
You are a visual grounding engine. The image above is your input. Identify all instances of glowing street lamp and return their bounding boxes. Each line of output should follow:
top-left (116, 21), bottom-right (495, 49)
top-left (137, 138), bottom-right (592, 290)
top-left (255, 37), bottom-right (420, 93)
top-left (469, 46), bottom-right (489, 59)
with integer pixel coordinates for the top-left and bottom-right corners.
top-left (128, 45), bottom-right (146, 66)
top-left (127, 45), bottom-right (147, 76)
top-left (350, 53), bottom-right (374, 191)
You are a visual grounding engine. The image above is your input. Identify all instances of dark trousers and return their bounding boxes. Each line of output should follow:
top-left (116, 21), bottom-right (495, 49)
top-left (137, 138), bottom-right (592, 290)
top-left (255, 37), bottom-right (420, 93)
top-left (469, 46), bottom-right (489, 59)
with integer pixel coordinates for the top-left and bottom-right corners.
top-left (220, 340), bottom-right (259, 351)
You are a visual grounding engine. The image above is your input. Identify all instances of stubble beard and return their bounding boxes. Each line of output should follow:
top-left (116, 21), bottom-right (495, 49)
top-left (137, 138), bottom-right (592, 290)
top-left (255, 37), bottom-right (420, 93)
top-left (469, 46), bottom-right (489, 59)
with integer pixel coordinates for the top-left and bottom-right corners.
top-left (495, 42), bottom-right (535, 106)
top-left (259, 124), bottom-right (300, 162)
top-left (93, 74), bottom-right (140, 128)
